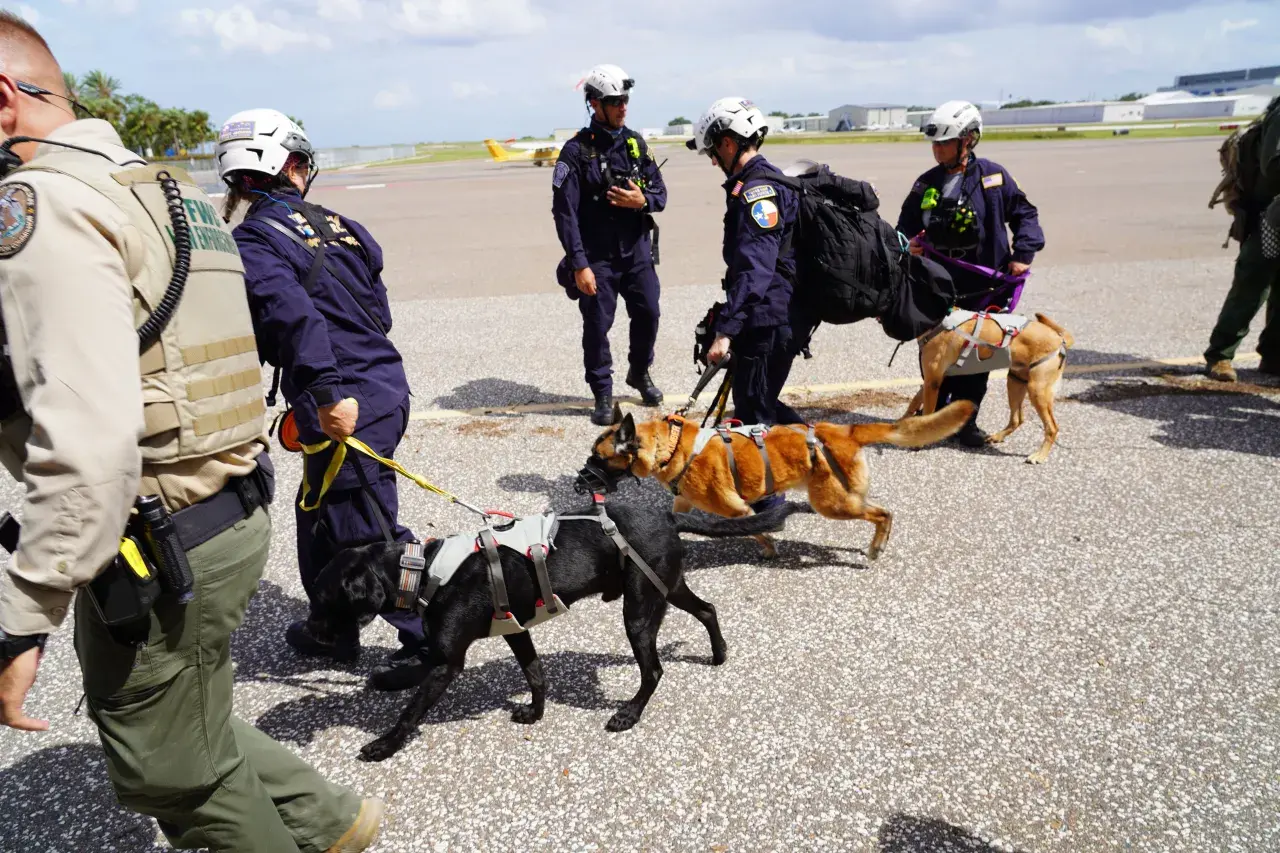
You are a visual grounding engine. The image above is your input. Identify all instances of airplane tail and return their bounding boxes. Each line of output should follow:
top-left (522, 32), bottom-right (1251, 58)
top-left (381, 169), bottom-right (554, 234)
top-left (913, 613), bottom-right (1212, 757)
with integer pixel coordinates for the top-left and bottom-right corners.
top-left (483, 139), bottom-right (510, 162)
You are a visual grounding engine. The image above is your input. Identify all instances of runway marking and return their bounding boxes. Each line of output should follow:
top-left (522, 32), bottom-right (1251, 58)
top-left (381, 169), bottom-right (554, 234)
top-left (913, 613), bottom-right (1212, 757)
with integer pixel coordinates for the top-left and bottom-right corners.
top-left (406, 354), bottom-right (1263, 422)
top-left (346, 183), bottom-right (387, 190)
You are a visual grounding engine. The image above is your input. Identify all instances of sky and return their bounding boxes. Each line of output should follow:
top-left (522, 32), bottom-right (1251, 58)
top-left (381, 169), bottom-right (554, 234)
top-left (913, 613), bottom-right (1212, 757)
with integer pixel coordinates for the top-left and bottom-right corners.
top-left (12, 0), bottom-right (1280, 148)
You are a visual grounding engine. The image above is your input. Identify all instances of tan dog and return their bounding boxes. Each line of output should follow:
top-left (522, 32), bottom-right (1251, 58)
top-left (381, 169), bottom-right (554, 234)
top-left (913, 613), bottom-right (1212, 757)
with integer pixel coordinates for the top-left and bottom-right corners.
top-left (589, 401), bottom-right (974, 560)
top-left (907, 311), bottom-right (1074, 464)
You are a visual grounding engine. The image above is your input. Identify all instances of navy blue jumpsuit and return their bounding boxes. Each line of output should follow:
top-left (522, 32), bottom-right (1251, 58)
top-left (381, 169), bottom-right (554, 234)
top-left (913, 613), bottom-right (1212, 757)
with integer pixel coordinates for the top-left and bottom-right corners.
top-left (718, 154), bottom-right (804, 426)
top-left (552, 121), bottom-right (667, 396)
top-left (896, 156), bottom-right (1044, 413)
top-left (233, 189), bottom-right (424, 647)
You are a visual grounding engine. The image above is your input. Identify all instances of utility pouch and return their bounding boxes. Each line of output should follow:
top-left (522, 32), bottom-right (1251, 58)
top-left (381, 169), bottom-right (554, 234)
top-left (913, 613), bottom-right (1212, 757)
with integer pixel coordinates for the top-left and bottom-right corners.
top-left (86, 534), bottom-right (161, 632)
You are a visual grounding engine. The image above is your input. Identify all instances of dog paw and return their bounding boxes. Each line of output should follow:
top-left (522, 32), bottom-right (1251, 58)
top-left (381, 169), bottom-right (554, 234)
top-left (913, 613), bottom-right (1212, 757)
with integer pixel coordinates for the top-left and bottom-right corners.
top-left (511, 704), bottom-right (542, 725)
top-left (606, 708), bottom-right (641, 732)
top-left (1025, 454), bottom-right (1048, 465)
top-left (760, 544), bottom-right (780, 560)
top-left (866, 545), bottom-right (883, 561)
top-left (711, 646), bottom-right (728, 666)
top-left (358, 736), bottom-right (402, 763)
top-left (984, 434), bottom-right (1007, 446)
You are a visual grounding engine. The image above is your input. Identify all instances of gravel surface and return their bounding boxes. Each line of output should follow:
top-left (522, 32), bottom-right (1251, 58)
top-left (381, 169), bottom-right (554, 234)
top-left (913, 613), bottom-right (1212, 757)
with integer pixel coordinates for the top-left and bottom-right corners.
top-left (3, 143), bottom-right (1279, 853)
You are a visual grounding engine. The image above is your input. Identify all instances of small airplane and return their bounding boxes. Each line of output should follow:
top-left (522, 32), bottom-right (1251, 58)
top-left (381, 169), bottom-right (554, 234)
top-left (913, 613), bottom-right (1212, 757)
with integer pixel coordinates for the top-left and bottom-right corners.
top-left (483, 138), bottom-right (563, 166)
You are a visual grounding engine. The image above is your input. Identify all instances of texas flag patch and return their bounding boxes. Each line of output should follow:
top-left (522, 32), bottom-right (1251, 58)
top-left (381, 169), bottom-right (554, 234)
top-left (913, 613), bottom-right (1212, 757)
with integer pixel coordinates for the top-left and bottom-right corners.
top-left (750, 199), bottom-right (780, 229)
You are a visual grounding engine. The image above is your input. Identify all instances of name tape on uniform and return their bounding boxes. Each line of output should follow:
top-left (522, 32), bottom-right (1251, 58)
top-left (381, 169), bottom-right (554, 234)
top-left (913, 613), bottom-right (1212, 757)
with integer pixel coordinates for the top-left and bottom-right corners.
top-left (743, 185), bottom-right (777, 203)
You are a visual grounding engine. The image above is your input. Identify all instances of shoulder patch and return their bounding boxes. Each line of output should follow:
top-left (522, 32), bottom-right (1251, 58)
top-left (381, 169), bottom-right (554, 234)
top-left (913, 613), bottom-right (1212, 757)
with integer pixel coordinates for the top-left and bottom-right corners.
top-left (982, 172), bottom-right (1004, 189)
top-left (731, 181), bottom-right (744, 198)
top-left (0, 183), bottom-right (37, 258)
top-left (552, 161), bottom-right (570, 189)
top-left (912, 180), bottom-right (928, 193)
top-left (750, 198), bottom-right (780, 230)
top-left (743, 184), bottom-right (777, 203)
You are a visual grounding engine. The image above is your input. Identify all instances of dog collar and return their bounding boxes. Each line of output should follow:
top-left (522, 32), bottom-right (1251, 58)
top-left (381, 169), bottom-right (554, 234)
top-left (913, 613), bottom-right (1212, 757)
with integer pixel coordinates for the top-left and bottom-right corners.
top-left (395, 541), bottom-right (428, 610)
top-left (655, 416), bottom-right (686, 473)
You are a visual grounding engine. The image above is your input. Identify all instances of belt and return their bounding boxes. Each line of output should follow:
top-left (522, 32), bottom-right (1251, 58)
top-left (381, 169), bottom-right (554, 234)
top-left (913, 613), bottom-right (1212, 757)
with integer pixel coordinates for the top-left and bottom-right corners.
top-left (172, 452), bottom-right (275, 552)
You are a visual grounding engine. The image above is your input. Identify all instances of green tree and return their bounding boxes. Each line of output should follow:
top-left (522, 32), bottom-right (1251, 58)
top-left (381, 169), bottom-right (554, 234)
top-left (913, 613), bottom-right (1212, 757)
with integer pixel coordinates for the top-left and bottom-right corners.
top-left (768, 110), bottom-right (789, 117)
top-left (81, 70), bottom-right (122, 102)
top-left (287, 114), bottom-right (306, 130)
top-left (1117, 92), bottom-right (1147, 102)
top-left (1000, 99), bottom-right (1057, 109)
top-left (669, 116), bottom-right (692, 125)
top-left (907, 105), bottom-right (934, 112)
top-left (62, 71), bottom-right (81, 100)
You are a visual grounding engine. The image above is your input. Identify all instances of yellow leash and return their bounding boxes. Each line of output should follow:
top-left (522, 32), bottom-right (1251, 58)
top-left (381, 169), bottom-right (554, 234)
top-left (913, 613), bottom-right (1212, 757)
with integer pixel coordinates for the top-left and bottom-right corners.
top-left (299, 436), bottom-right (489, 518)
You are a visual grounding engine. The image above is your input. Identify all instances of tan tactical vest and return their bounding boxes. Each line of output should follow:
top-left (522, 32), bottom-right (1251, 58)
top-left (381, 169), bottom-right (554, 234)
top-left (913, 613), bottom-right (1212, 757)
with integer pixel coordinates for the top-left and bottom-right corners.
top-left (14, 152), bottom-right (267, 463)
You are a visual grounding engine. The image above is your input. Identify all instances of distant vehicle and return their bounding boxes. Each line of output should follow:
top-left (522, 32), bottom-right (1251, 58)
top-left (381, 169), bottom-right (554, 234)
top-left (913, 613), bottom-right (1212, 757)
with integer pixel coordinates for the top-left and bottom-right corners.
top-left (483, 138), bottom-right (563, 166)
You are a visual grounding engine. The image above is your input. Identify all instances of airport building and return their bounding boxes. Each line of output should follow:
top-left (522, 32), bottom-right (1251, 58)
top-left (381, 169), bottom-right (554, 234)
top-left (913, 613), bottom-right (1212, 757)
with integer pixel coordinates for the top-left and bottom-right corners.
top-left (784, 114), bottom-right (829, 133)
top-left (1161, 65), bottom-right (1280, 97)
top-left (984, 100), bottom-right (1146, 127)
top-left (828, 104), bottom-right (908, 131)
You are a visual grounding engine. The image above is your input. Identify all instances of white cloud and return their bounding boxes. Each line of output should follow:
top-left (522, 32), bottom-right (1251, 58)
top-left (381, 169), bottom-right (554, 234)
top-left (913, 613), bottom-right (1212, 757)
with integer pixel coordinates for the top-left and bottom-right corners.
top-left (57, 0), bottom-right (138, 12)
top-left (396, 0), bottom-right (545, 40)
top-left (180, 5), bottom-right (333, 53)
top-left (374, 82), bottom-right (415, 110)
top-left (450, 81), bottom-right (496, 99)
top-left (1085, 23), bottom-right (1142, 54)
top-left (318, 0), bottom-right (364, 21)
top-left (17, 4), bottom-right (38, 24)
top-left (1220, 18), bottom-right (1258, 35)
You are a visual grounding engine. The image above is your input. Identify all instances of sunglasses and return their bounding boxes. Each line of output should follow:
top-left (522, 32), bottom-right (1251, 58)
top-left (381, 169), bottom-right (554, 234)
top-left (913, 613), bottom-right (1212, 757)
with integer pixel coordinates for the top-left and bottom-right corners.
top-left (601, 95), bottom-right (630, 107)
top-left (15, 80), bottom-right (97, 120)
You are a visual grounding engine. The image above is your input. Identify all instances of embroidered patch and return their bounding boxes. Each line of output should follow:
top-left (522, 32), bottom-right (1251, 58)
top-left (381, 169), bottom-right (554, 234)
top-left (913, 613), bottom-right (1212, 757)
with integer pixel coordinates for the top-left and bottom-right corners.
top-left (912, 180), bottom-right (927, 193)
top-left (750, 199), bottom-right (780, 230)
top-left (218, 120), bottom-right (256, 142)
top-left (731, 181), bottom-right (743, 197)
top-left (743, 184), bottom-right (777, 203)
top-left (0, 183), bottom-right (37, 258)
top-left (982, 172), bottom-right (1004, 189)
top-left (552, 161), bottom-right (569, 189)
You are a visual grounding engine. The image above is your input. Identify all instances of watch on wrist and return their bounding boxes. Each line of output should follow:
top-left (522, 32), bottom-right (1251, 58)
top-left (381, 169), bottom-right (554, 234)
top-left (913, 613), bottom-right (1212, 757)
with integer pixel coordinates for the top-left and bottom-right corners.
top-left (0, 628), bottom-right (46, 662)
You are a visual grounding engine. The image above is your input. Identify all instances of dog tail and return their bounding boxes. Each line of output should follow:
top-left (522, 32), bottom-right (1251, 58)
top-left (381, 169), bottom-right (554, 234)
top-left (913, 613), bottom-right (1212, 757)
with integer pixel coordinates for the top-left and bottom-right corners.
top-left (674, 501), bottom-right (815, 537)
top-left (850, 400), bottom-right (976, 448)
top-left (1034, 313), bottom-right (1075, 349)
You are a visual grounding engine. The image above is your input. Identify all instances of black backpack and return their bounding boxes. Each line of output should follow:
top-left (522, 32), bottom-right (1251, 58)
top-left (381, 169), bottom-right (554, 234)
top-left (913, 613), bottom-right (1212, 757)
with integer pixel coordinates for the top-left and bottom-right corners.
top-left (775, 164), bottom-right (955, 342)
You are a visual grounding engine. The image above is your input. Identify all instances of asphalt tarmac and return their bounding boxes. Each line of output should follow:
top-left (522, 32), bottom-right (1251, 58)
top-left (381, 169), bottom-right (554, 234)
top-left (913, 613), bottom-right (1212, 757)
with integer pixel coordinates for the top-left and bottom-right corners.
top-left (2, 136), bottom-right (1278, 853)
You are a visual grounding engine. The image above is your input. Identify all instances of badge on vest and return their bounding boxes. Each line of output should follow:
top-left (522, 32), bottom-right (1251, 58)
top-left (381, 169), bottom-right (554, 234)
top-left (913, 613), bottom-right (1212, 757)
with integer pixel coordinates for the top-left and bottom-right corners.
top-left (982, 172), bottom-right (1004, 189)
top-left (750, 199), bottom-right (780, 230)
top-left (0, 183), bottom-right (37, 258)
top-left (743, 185), bottom-right (777, 203)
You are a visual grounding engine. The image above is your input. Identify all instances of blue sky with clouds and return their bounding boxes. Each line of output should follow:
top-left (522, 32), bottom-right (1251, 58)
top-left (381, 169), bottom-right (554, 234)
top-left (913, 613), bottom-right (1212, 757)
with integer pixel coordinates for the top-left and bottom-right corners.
top-left (13, 0), bottom-right (1280, 147)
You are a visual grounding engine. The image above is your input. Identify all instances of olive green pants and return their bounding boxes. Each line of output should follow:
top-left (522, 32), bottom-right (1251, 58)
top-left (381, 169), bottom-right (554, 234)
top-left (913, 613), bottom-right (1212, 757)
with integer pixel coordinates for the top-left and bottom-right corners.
top-left (1204, 228), bottom-right (1280, 364)
top-left (74, 506), bottom-right (361, 852)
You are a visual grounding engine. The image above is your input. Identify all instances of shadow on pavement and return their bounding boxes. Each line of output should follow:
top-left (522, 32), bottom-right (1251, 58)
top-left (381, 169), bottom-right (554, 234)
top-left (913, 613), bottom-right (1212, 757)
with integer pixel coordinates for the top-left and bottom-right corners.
top-left (1064, 372), bottom-right (1280, 458)
top-left (879, 813), bottom-right (1030, 853)
top-left (254, 642), bottom-right (707, 748)
top-left (1, 743), bottom-right (159, 853)
top-left (433, 378), bottom-right (652, 417)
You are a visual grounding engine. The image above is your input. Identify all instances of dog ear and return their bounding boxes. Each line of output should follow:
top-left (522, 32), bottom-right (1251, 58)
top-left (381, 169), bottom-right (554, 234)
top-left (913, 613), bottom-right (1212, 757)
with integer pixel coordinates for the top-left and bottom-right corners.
top-left (617, 412), bottom-right (636, 445)
top-left (611, 401), bottom-right (624, 425)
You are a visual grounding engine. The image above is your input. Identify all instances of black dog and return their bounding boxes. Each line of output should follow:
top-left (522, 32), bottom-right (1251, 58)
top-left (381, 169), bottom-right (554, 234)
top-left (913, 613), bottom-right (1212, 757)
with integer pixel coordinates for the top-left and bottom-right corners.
top-left (300, 499), bottom-right (811, 762)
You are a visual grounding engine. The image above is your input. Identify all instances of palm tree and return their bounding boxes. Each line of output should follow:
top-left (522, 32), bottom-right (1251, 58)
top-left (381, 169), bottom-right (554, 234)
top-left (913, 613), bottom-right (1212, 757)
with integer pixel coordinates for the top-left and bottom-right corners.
top-left (62, 71), bottom-right (80, 100)
top-left (81, 70), bottom-right (122, 102)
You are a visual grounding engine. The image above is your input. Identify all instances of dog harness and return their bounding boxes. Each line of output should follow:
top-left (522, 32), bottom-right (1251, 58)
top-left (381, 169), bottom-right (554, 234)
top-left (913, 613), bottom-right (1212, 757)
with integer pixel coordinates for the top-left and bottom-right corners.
top-left (918, 309), bottom-right (1067, 381)
top-left (661, 417), bottom-right (851, 500)
top-left (392, 500), bottom-right (666, 637)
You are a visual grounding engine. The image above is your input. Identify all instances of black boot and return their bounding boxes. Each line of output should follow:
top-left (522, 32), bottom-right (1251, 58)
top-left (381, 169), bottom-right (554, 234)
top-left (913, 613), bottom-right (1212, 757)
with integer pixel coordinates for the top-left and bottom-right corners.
top-left (590, 391), bottom-right (614, 426)
top-left (951, 415), bottom-right (988, 448)
top-left (284, 619), bottom-right (359, 664)
top-left (625, 369), bottom-right (664, 406)
top-left (368, 645), bottom-right (429, 692)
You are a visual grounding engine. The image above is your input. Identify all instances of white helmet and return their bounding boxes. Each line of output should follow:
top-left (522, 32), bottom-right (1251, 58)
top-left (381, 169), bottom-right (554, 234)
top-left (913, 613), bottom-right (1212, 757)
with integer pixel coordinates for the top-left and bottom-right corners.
top-left (922, 100), bottom-right (983, 143)
top-left (215, 108), bottom-right (315, 182)
top-left (581, 64), bottom-right (634, 101)
top-left (687, 97), bottom-right (769, 153)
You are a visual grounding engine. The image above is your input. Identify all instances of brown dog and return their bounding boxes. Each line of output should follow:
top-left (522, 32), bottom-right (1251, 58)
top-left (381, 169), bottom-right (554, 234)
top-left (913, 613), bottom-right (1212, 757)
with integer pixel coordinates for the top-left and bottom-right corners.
top-left (589, 401), bottom-right (974, 560)
top-left (907, 312), bottom-right (1074, 464)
